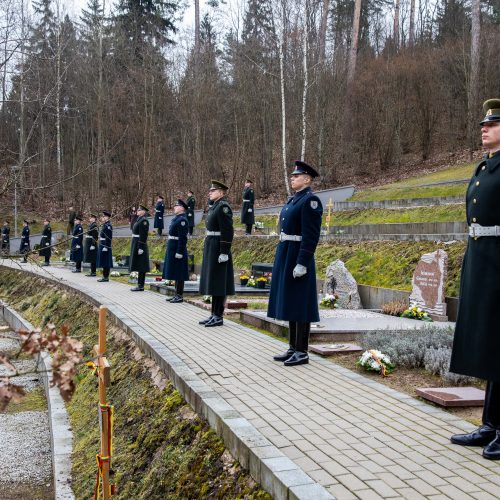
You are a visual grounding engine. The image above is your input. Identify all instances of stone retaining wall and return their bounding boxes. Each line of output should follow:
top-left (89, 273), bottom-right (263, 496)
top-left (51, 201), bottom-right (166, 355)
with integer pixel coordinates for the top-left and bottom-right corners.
top-left (333, 196), bottom-right (464, 211)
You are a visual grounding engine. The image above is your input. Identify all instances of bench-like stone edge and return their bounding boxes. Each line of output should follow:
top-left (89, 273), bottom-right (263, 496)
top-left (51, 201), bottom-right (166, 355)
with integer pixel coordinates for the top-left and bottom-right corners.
top-left (0, 266), bottom-right (334, 500)
top-left (0, 301), bottom-right (75, 500)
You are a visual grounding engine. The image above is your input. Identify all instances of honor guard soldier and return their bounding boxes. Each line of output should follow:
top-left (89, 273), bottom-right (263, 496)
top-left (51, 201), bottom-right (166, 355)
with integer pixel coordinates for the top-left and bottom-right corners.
top-left (20, 220), bottom-right (30, 262)
top-left (129, 204), bottom-right (150, 291)
top-left (163, 199), bottom-right (189, 303)
top-left (199, 180), bottom-right (235, 327)
top-left (154, 195), bottom-right (165, 237)
top-left (39, 219), bottom-right (52, 266)
top-left (83, 213), bottom-right (99, 276)
top-left (268, 161), bottom-right (323, 366)
top-left (241, 179), bottom-right (255, 235)
top-left (70, 215), bottom-right (84, 273)
top-left (186, 190), bottom-right (196, 236)
top-left (97, 211), bottom-right (113, 282)
top-left (450, 99), bottom-right (500, 460)
top-left (1, 220), bottom-right (10, 256)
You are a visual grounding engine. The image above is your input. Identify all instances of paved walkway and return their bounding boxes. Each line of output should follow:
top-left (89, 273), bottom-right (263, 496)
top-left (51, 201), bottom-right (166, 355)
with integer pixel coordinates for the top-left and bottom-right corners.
top-left (3, 260), bottom-right (500, 499)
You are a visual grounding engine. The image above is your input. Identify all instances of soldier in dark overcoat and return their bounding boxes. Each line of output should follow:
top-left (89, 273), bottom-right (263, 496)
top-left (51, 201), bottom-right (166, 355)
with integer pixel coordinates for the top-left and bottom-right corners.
top-left (154, 196), bottom-right (165, 237)
top-left (268, 161), bottom-right (323, 366)
top-left (163, 199), bottom-right (189, 303)
top-left (96, 211), bottom-right (113, 282)
top-left (1, 221), bottom-right (10, 256)
top-left (69, 215), bottom-right (84, 273)
top-left (199, 180), bottom-right (235, 327)
top-left (20, 220), bottom-right (30, 262)
top-left (241, 179), bottom-right (255, 235)
top-left (129, 204), bottom-right (150, 291)
top-left (39, 219), bottom-right (52, 266)
top-left (450, 99), bottom-right (500, 460)
top-left (83, 213), bottom-right (99, 276)
top-left (186, 190), bottom-right (196, 236)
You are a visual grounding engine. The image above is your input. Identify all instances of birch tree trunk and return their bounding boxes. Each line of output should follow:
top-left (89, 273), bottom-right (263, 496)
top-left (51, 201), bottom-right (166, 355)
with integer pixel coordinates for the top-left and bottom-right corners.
top-left (467, 0), bottom-right (481, 158)
top-left (394, 0), bottom-right (400, 50)
top-left (55, 2), bottom-right (63, 200)
top-left (300, 1), bottom-right (309, 161)
top-left (347, 0), bottom-right (362, 87)
top-left (409, 0), bottom-right (416, 46)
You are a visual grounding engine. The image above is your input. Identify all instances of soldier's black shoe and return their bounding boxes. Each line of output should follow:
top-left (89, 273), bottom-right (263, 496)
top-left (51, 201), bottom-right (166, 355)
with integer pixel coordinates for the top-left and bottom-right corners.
top-left (170, 295), bottom-right (183, 303)
top-left (199, 315), bottom-right (214, 325)
top-left (205, 315), bottom-right (223, 327)
top-left (86, 273), bottom-right (96, 277)
top-left (97, 278), bottom-right (109, 282)
top-left (483, 432), bottom-right (500, 460)
top-left (283, 351), bottom-right (309, 366)
top-left (130, 286), bottom-right (144, 292)
top-left (273, 349), bottom-right (295, 362)
top-left (41, 263), bottom-right (50, 267)
top-left (72, 269), bottom-right (81, 273)
top-left (450, 425), bottom-right (497, 447)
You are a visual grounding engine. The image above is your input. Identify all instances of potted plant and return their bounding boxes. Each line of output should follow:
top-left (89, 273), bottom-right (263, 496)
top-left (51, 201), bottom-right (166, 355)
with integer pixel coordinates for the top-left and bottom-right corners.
top-left (240, 274), bottom-right (249, 286)
top-left (246, 277), bottom-right (256, 287)
top-left (256, 276), bottom-right (267, 289)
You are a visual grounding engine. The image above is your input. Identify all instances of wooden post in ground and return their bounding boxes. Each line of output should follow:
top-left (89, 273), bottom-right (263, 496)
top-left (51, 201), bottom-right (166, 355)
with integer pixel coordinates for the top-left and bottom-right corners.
top-left (95, 305), bottom-right (112, 499)
top-left (325, 198), bottom-right (334, 232)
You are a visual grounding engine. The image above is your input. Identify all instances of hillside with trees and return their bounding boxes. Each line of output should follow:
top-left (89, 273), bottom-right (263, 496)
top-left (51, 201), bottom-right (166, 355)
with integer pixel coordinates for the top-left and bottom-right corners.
top-left (1, 0), bottom-right (499, 217)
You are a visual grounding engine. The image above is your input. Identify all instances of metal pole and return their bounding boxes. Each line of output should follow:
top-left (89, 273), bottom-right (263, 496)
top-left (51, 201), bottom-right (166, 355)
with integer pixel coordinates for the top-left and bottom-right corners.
top-left (12, 166), bottom-right (18, 237)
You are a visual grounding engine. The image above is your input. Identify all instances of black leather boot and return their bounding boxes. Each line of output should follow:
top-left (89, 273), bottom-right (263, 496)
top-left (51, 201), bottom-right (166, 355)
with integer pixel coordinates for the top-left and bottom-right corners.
top-left (199, 316), bottom-right (213, 325)
top-left (205, 315), bottom-right (223, 327)
top-left (170, 295), bottom-right (183, 303)
top-left (284, 323), bottom-right (310, 366)
top-left (451, 424), bottom-right (497, 447)
top-left (483, 431), bottom-right (500, 460)
top-left (274, 322), bottom-right (297, 361)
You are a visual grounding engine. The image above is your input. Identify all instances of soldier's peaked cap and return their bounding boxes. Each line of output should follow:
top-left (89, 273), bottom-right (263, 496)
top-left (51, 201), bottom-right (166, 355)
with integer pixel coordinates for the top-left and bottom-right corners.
top-left (138, 204), bottom-right (149, 211)
top-left (291, 160), bottom-right (319, 178)
top-left (480, 99), bottom-right (500, 125)
top-left (210, 180), bottom-right (229, 191)
top-left (90, 212), bottom-right (97, 218)
top-left (102, 210), bottom-right (111, 217)
top-left (23, 219), bottom-right (29, 224)
top-left (75, 214), bottom-right (83, 220)
top-left (175, 199), bottom-right (188, 210)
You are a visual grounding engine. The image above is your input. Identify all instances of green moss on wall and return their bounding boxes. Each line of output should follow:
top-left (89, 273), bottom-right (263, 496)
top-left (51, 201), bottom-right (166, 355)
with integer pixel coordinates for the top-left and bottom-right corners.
top-left (0, 269), bottom-right (270, 500)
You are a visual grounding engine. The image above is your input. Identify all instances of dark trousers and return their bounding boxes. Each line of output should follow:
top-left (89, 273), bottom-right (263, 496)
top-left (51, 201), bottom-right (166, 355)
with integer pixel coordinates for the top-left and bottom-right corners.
top-left (211, 296), bottom-right (226, 317)
top-left (44, 255), bottom-right (50, 264)
top-left (483, 382), bottom-right (500, 428)
top-left (157, 228), bottom-right (162, 236)
top-left (102, 267), bottom-right (110, 279)
top-left (138, 271), bottom-right (146, 289)
top-left (245, 224), bottom-right (253, 234)
top-left (175, 280), bottom-right (185, 296)
top-left (188, 226), bottom-right (194, 236)
top-left (90, 262), bottom-right (96, 274)
top-left (75, 260), bottom-right (82, 271)
top-left (288, 322), bottom-right (310, 353)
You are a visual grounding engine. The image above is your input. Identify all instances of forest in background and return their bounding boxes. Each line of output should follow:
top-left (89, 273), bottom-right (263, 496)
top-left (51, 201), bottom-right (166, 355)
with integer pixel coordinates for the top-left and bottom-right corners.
top-left (1, 0), bottom-right (499, 219)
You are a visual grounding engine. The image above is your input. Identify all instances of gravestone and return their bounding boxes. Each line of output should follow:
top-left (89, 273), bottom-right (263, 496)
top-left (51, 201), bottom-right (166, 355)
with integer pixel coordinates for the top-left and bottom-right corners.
top-left (323, 260), bottom-right (362, 309)
top-left (409, 249), bottom-right (448, 321)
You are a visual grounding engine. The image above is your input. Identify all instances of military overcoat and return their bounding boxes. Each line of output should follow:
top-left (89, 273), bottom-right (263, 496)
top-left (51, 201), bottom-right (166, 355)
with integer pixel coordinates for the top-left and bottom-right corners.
top-left (129, 216), bottom-right (151, 273)
top-left (96, 221), bottom-right (113, 269)
top-left (450, 151), bottom-right (500, 381)
top-left (83, 222), bottom-right (98, 264)
top-left (241, 186), bottom-right (255, 225)
top-left (38, 225), bottom-right (52, 258)
top-left (154, 201), bottom-right (165, 230)
top-left (186, 195), bottom-right (196, 228)
top-left (199, 198), bottom-right (235, 296)
top-left (70, 223), bottom-right (84, 262)
top-left (20, 226), bottom-right (30, 254)
top-left (163, 214), bottom-right (189, 281)
top-left (267, 187), bottom-right (323, 323)
top-left (1, 225), bottom-right (10, 253)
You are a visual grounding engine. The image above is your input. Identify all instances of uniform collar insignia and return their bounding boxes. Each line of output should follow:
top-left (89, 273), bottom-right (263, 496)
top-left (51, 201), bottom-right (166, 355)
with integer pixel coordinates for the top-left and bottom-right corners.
top-left (487, 150), bottom-right (500, 172)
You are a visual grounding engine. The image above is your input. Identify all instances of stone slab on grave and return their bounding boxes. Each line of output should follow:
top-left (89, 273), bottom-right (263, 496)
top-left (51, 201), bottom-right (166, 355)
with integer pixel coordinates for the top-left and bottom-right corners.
top-left (227, 301), bottom-right (248, 309)
top-left (409, 249), bottom-right (448, 321)
top-left (416, 387), bottom-right (485, 407)
top-left (309, 343), bottom-right (363, 356)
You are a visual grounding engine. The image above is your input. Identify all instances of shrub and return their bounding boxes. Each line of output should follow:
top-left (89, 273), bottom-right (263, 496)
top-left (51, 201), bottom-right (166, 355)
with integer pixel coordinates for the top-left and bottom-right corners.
top-left (381, 300), bottom-right (408, 316)
top-left (424, 347), bottom-right (476, 385)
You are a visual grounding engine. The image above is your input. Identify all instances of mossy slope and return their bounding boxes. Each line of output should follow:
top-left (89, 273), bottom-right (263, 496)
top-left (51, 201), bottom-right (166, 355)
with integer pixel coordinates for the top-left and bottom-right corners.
top-left (0, 269), bottom-right (269, 500)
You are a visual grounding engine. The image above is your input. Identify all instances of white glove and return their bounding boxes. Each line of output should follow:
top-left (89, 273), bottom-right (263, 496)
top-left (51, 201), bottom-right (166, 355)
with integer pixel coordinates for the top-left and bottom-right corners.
top-left (138, 249), bottom-right (144, 255)
top-left (175, 253), bottom-right (183, 259)
top-left (248, 208), bottom-right (253, 212)
top-left (218, 254), bottom-right (229, 263)
top-left (45, 243), bottom-right (50, 246)
top-left (293, 264), bottom-right (307, 278)
top-left (76, 245), bottom-right (81, 249)
top-left (90, 246), bottom-right (95, 250)
top-left (188, 213), bottom-right (192, 217)
top-left (102, 247), bottom-right (108, 252)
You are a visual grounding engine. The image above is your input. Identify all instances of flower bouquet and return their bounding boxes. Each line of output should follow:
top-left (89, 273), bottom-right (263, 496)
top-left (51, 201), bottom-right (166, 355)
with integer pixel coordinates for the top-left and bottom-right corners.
top-left (357, 350), bottom-right (394, 377)
top-left (246, 277), bottom-right (256, 287)
top-left (202, 295), bottom-right (211, 304)
top-left (401, 302), bottom-right (433, 322)
top-left (130, 271), bottom-right (138, 279)
top-left (320, 294), bottom-right (339, 308)
top-left (110, 271), bottom-right (121, 277)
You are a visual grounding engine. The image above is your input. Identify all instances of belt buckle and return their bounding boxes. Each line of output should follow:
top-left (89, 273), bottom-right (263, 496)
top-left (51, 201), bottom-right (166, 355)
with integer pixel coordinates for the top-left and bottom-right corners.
top-left (279, 233), bottom-right (284, 242)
